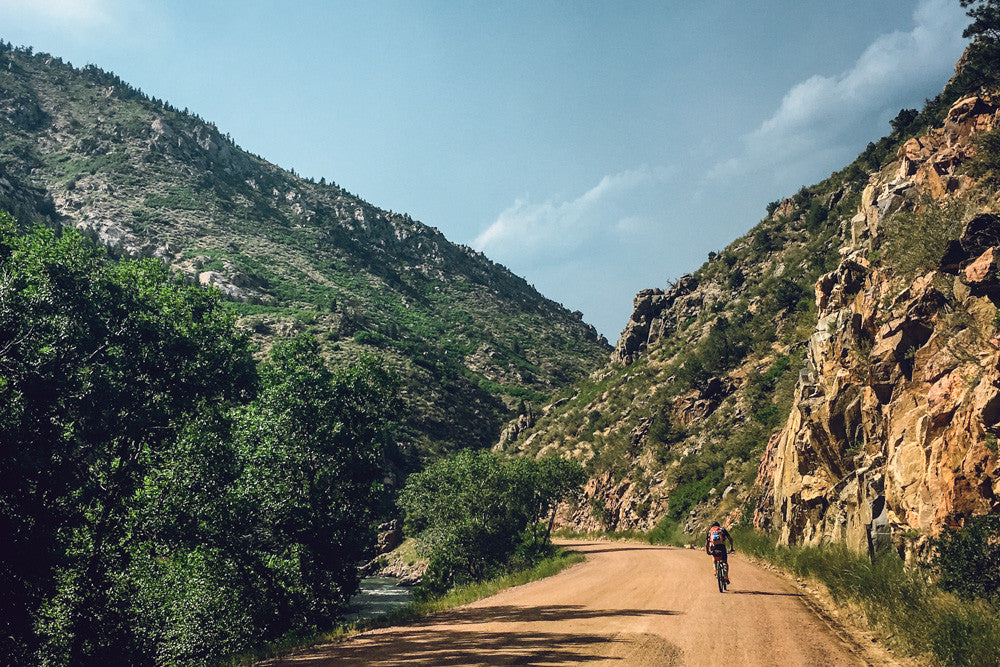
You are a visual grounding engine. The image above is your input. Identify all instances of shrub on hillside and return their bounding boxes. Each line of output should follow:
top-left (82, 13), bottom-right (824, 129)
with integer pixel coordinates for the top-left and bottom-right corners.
top-left (931, 514), bottom-right (1000, 603)
top-left (966, 125), bottom-right (1000, 188)
top-left (879, 199), bottom-right (966, 279)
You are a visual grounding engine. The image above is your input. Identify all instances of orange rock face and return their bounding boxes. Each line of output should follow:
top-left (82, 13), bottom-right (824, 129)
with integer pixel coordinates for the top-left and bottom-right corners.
top-left (896, 96), bottom-right (998, 200)
top-left (760, 96), bottom-right (1000, 558)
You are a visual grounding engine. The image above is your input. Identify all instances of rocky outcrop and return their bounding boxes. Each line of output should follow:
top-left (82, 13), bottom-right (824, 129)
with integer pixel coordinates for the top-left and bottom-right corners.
top-left (361, 528), bottom-right (427, 586)
top-left (765, 256), bottom-right (1000, 554)
top-left (851, 96), bottom-right (999, 248)
top-left (895, 95), bottom-right (998, 199)
top-left (496, 408), bottom-right (536, 451)
top-left (761, 96), bottom-right (1000, 557)
top-left (556, 467), bottom-right (664, 533)
top-left (674, 377), bottom-right (734, 426)
top-left (612, 275), bottom-right (702, 364)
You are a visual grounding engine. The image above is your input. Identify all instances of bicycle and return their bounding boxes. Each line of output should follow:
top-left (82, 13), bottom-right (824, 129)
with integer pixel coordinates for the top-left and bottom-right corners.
top-left (712, 549), bottom-right (734, 593)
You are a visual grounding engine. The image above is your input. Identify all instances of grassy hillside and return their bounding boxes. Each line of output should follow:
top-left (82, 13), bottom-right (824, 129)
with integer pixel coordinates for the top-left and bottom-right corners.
top-left (0, 42), bottom-right (609, 457)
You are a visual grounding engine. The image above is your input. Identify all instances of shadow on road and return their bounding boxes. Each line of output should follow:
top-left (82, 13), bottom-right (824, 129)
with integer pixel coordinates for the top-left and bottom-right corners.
top-left (289, 629), bottom-right (627, 665)
top-left (728, 590), bottom-right (802, 597)
top-left (268, 605), bottom-right (682, 666)
top-left (430, 603), bottom-right (678, 625)
top-left (567, 545), bottom-right (673, 555)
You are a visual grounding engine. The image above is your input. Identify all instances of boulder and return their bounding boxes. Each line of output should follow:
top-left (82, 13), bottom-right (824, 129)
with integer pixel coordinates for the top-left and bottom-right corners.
top-left (962, 246), bottom-right (1000, 300)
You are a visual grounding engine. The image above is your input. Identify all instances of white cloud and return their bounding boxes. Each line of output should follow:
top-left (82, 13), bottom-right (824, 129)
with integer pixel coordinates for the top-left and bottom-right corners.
top-left (708, 0), bottom-right (968, 188)
top-left (474, 167), bottom-right (670, 259)
top-left (0, 0), bottom-right (112, 29)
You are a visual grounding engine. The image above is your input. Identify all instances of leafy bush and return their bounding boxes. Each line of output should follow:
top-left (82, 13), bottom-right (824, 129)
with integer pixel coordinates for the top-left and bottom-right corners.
top-left (773, 278), bottom-right (809, 311)
top-left (353, 329), bottom-right (387, 346)
top-left (667, 467), bottom-right (723, 521)
top-left (727, 266), bottom-right (745, 288)
top-left (931, 514), bottom-right (1000, 603)
top-left (803, 199), bottom-right (829, 233)
top-left (647, 516), bottom-right (693, 547)
top-left (399, 451), bottom-right (584, 597)
top-left (677, 315), bottom-right (752, 387)
top-left (647, 411), bottom-right (684, 446)
top-left (751, 227), bottom-right (779, 253)
top-left (589, 497), bottom-right (613, 529)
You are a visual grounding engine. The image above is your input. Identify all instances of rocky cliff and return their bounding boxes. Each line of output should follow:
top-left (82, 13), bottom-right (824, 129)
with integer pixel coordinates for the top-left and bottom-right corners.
top-left (611, 276), bottom-right (708, 365)
top-left (757, 95), bottom-right (1000, 557)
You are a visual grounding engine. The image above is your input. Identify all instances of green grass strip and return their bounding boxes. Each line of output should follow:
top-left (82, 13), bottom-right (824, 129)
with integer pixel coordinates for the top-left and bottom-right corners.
top-left (224, 548), bottom-right (585, 666)
top-left (730, 527), bottom-right (1000, 666)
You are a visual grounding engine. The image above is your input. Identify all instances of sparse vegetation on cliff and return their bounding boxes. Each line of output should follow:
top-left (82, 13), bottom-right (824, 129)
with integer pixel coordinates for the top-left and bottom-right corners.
top-left (497, 4), bottom-right (1000, 564)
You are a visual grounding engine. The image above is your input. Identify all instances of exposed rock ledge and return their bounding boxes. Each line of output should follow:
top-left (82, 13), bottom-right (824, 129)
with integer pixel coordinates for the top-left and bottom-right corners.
top-left (612, 275), bottom-right (701, 365)
top-left (757, 96), bottom-right (1000, 559)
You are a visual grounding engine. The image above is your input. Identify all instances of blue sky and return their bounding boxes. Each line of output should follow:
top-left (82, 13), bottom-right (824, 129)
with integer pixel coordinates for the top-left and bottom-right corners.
top-left (0, 0), bottom-right (971, 339)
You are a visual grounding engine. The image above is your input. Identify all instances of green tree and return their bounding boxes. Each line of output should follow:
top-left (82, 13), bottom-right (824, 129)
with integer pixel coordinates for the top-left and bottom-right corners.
top-left (773, 278), bottom-right (809, 311)
top-left (521, 455), bottom-right (586, 545)
top-left (121, 405), bottom-right (269, 665)
top-left (399, 451), bottom-right (583, 595)
top-left (962, 0), bottom-right (1000, 43)
top-left (953, 1), bottom-right (1000, 95)
top-left (889, 108), bottom-right (919, 136)
top-left (0, 215), bottom-right (257, 664)
top-left (232, 335), bottom-right (399, 630)
top-left (931, 514), bottom-right (1000, 602)
top-left (803, 199), bottom-right (829, 233)
top-left (117, 337), bottom-right (400, 664)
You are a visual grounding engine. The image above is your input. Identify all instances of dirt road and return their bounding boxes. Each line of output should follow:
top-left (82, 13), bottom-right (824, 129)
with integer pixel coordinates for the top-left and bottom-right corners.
top-left (269, 540), bottom-right (887, 666)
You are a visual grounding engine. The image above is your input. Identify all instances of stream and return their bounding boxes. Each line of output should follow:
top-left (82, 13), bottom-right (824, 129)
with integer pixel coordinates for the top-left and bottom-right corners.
top-left (346, 576), bottom-right (414, 621)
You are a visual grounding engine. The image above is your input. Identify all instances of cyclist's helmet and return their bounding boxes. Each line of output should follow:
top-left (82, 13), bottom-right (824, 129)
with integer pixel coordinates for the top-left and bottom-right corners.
top-left (711, 521), bottom-right (721, 527)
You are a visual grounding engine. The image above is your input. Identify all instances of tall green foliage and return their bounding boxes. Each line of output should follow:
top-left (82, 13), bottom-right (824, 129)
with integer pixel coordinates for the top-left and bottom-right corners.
top-left (0, 215), bottom-right (257, 664)
top-left (114, 338), bottom-right (399, 665)
top-left (399, 450), bottom-right (584, 596)
top-left (0, 216), bottom-right (399, 665)
top-left (231, 336), bottom-right (399, 629)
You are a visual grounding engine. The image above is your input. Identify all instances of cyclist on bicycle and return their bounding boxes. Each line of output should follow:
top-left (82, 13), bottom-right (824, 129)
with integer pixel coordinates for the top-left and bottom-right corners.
top-left (706, 521), bottom-right (734, 584)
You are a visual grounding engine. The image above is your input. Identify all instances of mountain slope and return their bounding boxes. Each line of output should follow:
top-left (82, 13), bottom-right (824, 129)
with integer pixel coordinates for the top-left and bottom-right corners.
top-left (497, 42), bottom-right (1000, 553)
top-left (0, 42), bottom-right (609, 456)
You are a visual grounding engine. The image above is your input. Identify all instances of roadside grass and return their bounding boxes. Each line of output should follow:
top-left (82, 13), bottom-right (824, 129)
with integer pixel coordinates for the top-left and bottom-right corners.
top-left (647, 516), bottom-right (699, 548)
top-left (731, 528), bottom-right (1000, 666)
top-left (553, 516), bottom-right (698, 548)
top-left (223, 548), bottom-right (585, 666)
top-left (552, 526), bottom-right (648, 542)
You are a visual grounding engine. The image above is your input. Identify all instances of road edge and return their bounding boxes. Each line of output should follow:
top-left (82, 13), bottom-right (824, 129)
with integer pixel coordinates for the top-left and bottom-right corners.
top-left (740, 553), bottom-right (922, 667)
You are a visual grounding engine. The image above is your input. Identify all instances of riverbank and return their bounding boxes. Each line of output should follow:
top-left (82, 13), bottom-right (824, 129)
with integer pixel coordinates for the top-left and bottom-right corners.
top-left (227, 548), bottom-right (584, 666)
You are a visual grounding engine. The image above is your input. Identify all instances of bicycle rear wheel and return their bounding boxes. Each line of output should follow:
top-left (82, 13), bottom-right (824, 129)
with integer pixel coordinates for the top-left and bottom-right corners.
top-left (716, 564), bottom-right (725, 593)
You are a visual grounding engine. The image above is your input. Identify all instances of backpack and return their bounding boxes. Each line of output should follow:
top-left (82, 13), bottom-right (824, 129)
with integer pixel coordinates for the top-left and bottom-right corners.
top-left (709, 526), bottom-right (725, 547)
